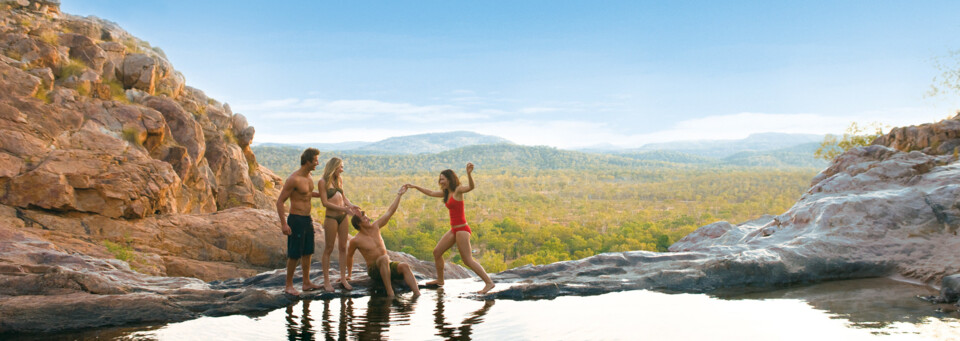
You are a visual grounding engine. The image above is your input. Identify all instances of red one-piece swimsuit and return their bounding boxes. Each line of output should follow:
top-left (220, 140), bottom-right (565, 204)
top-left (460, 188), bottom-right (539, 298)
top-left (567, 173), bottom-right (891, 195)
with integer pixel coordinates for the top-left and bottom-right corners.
top-left (446, 196), bottom-right (471, 234)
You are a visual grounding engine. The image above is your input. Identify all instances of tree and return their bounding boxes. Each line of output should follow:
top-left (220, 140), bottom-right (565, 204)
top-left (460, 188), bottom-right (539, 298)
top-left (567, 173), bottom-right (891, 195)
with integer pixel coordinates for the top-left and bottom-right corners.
top-left (814, 122), bottom-right (886, 161)
top-left (928, 49), bottom-right (960, 99)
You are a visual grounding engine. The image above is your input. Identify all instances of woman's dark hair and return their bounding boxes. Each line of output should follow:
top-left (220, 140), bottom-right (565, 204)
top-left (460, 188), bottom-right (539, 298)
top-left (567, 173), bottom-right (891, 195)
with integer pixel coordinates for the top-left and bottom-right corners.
top-left (440, 169), bottom-right (460, 202)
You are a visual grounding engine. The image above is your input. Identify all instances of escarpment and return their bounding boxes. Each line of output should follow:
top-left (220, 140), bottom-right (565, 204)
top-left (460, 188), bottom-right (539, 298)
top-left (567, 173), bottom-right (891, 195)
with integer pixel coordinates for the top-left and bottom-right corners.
top-left (0, 0), bottom-right (286, 280)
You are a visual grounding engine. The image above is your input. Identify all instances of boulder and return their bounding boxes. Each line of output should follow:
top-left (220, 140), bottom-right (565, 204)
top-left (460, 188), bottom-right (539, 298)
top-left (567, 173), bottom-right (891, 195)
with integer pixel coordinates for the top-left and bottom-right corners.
top-left (143, 96), bottom-right (204, 166)
top-left (120, 53), bottom-right (156, 93)
top-left (156, 70), bottom-right (184, 99)
top-left (873, 116), bottom-right (960, 155)
top-left (941, 274), bottom-right (960, 303)
top-left (15, 34), bottom-right (62, 70)
top-left (59, 32), bottom-right (106, 73)
top-left (61, 17), bottom-right (102, 41)
top-left (27, 67), bottom-right (54, 91)
top-left (0, 59), bottom-right (42, 97)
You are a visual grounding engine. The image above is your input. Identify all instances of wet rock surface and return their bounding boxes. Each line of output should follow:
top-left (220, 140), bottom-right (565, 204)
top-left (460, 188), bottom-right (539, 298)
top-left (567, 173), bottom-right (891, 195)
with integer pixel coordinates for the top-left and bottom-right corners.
top-left (0, 218), bottom-right (471, 334)
top-left (488, 143), bottom-right (960, 300)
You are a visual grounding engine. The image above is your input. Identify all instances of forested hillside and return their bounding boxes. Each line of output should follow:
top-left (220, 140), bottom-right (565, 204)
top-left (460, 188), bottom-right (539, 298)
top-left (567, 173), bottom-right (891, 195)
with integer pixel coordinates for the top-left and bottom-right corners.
top-left (256, 143), bottom-right (826, 175)
top-left (255, 144), bottom-right (670, 176)
top-left (255, 144), bottom-right (821, 271)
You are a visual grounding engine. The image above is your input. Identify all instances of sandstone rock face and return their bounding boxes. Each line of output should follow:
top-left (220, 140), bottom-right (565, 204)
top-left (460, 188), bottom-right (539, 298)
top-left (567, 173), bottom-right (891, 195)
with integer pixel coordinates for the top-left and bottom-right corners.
top-left (0, 5), bottom-right (279, 219)
top-left (873, 114), bottom-right (960, 156)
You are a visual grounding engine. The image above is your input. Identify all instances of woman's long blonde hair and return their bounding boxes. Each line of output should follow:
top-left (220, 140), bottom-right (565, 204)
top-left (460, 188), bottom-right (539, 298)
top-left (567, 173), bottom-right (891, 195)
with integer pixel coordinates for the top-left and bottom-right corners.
top-left (322, 157), bottom-right (343, 189)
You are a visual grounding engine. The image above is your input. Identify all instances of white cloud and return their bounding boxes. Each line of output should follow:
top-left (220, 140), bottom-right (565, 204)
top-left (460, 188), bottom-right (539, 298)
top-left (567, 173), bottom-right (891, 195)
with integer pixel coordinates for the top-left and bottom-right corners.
top-left (616, 109), bottom-right (949, 147)
top-left (518, 107), bottom-right (561, 114)
top-left (236, 98), bottom-right (491, 123)
top-left (256, 128), bottom-right (429, 144)
top-left (470, 109), bottom-right (951, 149)
top-left (244, 95), bottom-right (953, 149)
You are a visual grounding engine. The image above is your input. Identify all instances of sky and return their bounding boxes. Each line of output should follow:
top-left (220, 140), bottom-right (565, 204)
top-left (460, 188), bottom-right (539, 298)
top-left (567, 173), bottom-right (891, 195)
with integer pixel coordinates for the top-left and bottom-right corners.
top-left (61, 1), bottom-right (960, 149)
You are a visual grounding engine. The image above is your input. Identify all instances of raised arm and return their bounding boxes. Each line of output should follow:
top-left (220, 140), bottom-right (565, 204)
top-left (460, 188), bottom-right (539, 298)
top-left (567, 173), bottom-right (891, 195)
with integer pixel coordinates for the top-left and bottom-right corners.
top-left (275, 179), bottom-right (295, 235)
top-left (456, 162), bottom-right (476, 194)
top-left (374, 186), bottom-right (408, 229)
top-left (317, 178), bottom-right (352, 214)
top-left (405, 183), bottom-right (443, 197)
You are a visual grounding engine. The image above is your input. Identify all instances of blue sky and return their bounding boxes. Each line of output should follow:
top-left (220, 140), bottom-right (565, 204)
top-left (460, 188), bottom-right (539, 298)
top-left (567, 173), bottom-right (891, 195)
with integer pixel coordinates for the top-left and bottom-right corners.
top-left (62, 1), bottom-right (960, 148)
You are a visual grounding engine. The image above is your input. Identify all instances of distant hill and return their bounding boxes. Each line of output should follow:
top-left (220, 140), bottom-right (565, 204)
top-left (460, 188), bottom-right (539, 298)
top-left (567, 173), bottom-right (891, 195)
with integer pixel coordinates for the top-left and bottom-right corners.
top-left (254, 142), bottom-right (824, 177)
top-left (254, 143), bottom-right (679, 176)
top-left (616, 150), bottom-right (719, 164)
top-left (354, 131), bottom-right (511, 154)
top-left (612, 143), bottom-right (827, 168)
top-left (634, 133), bottom-right (825, 158)
top-left (722, 142), bottom-right (828, 168)
top-left (254, 131), bottom-right (511, 155)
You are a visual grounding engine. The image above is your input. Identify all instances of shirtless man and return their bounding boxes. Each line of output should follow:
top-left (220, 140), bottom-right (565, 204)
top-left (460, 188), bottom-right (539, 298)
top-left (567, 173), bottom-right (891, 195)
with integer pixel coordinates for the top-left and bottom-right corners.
top-left (346, 186), bottom-right (420, 297)
top-left (275, 148), bottom-right (324, 296)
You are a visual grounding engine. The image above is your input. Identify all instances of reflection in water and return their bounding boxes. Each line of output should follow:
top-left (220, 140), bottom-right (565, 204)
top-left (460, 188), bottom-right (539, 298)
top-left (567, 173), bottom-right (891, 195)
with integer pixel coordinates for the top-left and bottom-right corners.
top-left (720, 278), bottom-right (957, 330)
top-left (286, 299), bottom-right (316, 341)
top-left (25, 278), bottom-right (960, 340)
top-left (433, 288), bottom-right (495, 340)
top-left (285, 288), bottom-right (493, 341)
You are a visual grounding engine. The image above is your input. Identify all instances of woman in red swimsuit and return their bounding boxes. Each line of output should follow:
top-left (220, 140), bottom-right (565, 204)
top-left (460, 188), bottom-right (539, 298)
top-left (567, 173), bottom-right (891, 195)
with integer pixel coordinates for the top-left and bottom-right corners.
top-left (406, 162), bottom-right (495, 294)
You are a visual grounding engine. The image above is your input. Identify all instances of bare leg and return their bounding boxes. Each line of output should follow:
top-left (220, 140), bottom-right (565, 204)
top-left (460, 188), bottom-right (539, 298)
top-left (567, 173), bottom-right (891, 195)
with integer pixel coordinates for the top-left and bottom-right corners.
top-left (455, 231), bottom-right (495, 294)
top-left (426, 230), bottom-right (456, 286)
top-left (377, 255), bottom-right (394, 297)
top-left (398, 263), bottom-right (420, 296)
top-left (285, 258), bottom-right (300, 296)
top-left (321, 217), bottom-right (338, 292)
top-left (301, 254), bottom-right (322, 291)
top-left (337, 218), bottom-right (353, 290)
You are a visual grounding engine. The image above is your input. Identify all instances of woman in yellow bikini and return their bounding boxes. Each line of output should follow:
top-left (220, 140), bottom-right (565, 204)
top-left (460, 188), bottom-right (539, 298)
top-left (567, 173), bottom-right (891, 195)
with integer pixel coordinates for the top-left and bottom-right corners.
top-left (406, 162), bottom-right (495, 294)
top-left (318, 157), bottom-right (360, 291)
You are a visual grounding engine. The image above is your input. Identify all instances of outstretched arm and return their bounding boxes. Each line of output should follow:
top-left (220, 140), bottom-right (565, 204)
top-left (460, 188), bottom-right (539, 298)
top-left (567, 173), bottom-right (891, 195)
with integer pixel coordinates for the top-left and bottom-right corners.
top-left (375, 186), bottom-right (408, 229)
top-left (275, 180), bottom-right (295, 235)
top-left (456, 162), bottom-right (476, 194)
top-left (405, 183), bottom-right (443, 198)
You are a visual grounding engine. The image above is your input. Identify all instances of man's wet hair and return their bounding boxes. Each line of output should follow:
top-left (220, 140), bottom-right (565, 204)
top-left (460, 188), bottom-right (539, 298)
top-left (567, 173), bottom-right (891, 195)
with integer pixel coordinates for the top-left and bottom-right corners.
top-left (351, 215), bottom-right (362, 230)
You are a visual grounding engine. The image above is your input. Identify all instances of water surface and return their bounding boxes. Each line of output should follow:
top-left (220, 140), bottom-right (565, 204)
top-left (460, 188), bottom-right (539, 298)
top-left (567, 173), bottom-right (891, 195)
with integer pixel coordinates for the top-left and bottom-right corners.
top-left (26, 278), bottom-right (960, 340)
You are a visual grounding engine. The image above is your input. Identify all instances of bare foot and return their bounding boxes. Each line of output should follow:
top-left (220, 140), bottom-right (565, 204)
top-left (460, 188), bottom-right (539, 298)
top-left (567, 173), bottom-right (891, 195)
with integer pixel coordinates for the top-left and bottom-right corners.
top-left (339, 278), bottom-right (353, 290)
top-left (477, 282), bottom-right (495, 295)
top-left (284, 287), bottom-right (301, 296)
top-left (302, 282), bottom-right (323, 292)
top-left (323, 282), bottom-right (335, 292)
top-left (425, 280), bottom-right (444, 287)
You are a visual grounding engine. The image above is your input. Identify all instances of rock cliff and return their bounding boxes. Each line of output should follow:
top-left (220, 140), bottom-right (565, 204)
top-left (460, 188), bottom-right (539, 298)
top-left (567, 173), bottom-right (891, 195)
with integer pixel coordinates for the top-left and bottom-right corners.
top-left (0, 0), bottom-right (295, 281)
top-left (0, 0), bottom-right (281, 218)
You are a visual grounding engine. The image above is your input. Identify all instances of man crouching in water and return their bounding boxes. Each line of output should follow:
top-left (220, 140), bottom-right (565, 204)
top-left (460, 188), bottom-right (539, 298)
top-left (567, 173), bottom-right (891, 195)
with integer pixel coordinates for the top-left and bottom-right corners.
top-left (346, 186), bottom-right (421, 297)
